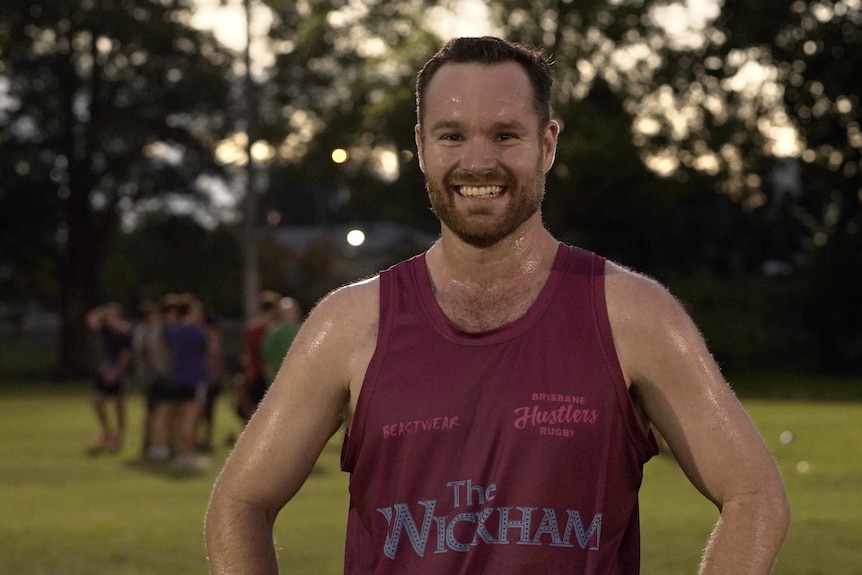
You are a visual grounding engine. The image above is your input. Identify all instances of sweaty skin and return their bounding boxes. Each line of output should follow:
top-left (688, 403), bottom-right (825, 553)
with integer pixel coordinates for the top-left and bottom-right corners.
top-left (206, 57), bottom-right (788, 575)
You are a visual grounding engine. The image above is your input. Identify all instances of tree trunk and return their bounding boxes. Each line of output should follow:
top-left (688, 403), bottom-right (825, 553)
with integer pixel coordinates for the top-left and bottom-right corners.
top-left (56, 160), bottom-right (105, 381)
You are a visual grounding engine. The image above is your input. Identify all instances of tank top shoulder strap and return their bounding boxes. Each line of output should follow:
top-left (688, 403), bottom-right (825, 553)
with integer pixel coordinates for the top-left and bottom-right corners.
top-left (341, 254), bottom-right (423, 472)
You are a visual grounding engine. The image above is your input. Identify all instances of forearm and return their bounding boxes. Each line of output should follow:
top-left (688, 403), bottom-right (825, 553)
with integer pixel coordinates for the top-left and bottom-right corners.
top-left (108, 351), bottom-right (132, 382)
top-left (206, 496), bottom-right (279, 575)
top-left (699, 492), bottom-right (790, 575)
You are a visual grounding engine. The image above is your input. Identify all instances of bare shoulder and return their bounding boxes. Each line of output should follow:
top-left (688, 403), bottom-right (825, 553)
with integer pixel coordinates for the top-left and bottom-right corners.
top-left (287, 276), bottom-right (380, 417)
top-left (298, 275), bottom-right (380, 367)
top-left (307, 275), bottom-right (380, 335)
top-left (603, 260), bottom-right (688, 329)
top-left (602, 260), bottom-right (710, 388)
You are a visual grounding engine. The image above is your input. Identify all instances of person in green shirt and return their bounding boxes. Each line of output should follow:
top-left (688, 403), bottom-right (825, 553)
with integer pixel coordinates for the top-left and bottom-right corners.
top-left (260, 297), bottom-right (302, 387)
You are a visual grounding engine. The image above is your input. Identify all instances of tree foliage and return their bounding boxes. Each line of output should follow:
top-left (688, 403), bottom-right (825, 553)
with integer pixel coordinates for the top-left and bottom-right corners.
top-left (253, 0), bottom-right (441, 232)
top-left (646, 0), bottom-right (862, 369)
top-left (2, 0), bottom-right (859, 375)
top-left (0, 0), bottom-right (234, 377)
top-left (103, 213), bottom-right (242, 315)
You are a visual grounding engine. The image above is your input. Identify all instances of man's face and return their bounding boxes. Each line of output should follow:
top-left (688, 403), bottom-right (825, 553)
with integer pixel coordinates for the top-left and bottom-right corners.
top-left (415, 61), bottom-right (558, 248)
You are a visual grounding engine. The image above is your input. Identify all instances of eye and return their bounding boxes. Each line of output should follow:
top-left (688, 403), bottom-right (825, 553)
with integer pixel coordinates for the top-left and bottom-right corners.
top-left (440, 133), bottom-right (463, 142)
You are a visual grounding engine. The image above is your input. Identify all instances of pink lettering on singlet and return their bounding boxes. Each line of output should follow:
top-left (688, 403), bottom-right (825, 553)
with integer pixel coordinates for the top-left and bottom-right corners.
top-left (382, 415), bottom-right (460, 439)
top-left (513, 405), bottom-right (599, 430)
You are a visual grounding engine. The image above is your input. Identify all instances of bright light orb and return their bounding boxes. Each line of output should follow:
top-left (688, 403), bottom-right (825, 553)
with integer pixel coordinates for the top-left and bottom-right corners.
top-left (346, 229), bottom-right (365, 247)
top-left (331, 148), bottom-right (349, 164)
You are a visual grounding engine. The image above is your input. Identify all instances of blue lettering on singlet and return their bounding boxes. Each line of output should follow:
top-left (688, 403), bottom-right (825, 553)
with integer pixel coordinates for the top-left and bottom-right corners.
top-left (377, 501), bottom-right (437, 558)
top-left (376, 501), bottom-right (602, 560)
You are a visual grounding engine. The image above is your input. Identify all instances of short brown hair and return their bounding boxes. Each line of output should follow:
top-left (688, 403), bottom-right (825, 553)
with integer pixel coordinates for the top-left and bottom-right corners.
top-left (416, 36), bottom-right (554, 130)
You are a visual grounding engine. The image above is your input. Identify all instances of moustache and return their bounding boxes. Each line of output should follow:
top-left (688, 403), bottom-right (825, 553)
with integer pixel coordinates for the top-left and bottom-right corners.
top-left (444, 168), bottom-right (512, 187)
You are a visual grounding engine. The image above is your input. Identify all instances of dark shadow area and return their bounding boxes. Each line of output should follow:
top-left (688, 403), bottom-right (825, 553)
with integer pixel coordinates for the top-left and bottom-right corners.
top-left (729, 373), bottom-right (862, 403)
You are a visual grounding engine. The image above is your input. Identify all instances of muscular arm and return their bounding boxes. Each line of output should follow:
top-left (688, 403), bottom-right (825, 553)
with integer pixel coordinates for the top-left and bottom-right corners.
top-left (205, 280), bottom-right (378, 575)
top-left (605, 263), bottom-right (789, 574)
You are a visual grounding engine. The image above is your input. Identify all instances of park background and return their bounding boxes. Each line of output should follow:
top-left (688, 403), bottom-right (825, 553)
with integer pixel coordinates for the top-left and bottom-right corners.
top-left (1, 0), bottom-right (860, 573)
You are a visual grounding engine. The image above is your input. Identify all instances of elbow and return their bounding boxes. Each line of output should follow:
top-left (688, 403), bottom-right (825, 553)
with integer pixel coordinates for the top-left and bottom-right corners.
top-left (772, 486), bottom-right (792, 538)
top-left (204, 489), bottom-right (231, 547)
top-left (206, 484), bottom-right (276, 540)
top-left (719, 475), bottom-right (791, 542)
top-left (764, 465), bottom-right (791, 535)
top-left (740, 480), bottom-right (792, 544)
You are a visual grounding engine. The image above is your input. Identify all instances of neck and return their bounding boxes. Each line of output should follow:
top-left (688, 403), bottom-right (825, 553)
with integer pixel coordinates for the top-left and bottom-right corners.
top-left (431, 216), bottom-right (557, 282)
top-left (425, 220), bottom-right (559, 332)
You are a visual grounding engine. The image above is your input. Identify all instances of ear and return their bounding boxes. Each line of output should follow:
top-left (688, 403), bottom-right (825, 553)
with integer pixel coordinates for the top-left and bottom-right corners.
top-left (542, 120), bottom-right (560, 173)
top-left (414, 124), bottom-right (426, 173)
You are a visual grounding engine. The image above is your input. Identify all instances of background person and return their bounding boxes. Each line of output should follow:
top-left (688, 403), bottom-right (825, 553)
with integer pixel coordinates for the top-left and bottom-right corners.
top-left (131, 300), bottom-right (172, 457)
top-left (85, 302), bottom-right (132, 453)
top-left (260, 296), bottom-right (302, 386)
top-left (147, 294), bottom-right (210, 469)
top-left (206, 36), bottom-right (789, 574)
top-left (236, 290), bottom-right (281, 422)
top-left (198, 311), bottom-right (226, 453)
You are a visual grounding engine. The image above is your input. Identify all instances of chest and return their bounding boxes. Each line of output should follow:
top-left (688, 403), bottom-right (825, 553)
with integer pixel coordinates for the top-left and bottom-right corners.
top-left (433, 277), bottom-right (544, 332)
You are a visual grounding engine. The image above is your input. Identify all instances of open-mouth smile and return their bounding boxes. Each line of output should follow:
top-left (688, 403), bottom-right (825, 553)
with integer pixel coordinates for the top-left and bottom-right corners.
top-left (456, 185), bottom-right (504, 198)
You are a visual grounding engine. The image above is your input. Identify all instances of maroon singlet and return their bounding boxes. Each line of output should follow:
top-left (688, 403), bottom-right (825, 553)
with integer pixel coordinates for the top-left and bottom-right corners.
top-left (341, 244), bottom-right (658, 574)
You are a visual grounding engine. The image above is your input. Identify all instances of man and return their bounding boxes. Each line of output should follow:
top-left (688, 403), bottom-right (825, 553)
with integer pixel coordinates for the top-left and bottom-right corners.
top-left (148, 294), bottom-right (211, 468)
top-left (237, 290), bottom-right (281, 422)
top-left (86, 302), bottom-right (132, 452)
top-left (206, 37), bottom-right (789, 574)
top-left (260, 297), bottom-right (302, 386)
top-left (131, 300), bottom-right (172, 457)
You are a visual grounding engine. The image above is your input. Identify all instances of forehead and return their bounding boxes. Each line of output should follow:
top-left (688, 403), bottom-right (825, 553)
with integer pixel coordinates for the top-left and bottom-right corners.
top-left (423, 61), bottom-right (537, 127)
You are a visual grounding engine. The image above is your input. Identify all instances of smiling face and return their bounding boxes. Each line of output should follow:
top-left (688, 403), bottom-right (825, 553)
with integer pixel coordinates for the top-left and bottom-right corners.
top-left (416, 61), bottom-right (558, 249)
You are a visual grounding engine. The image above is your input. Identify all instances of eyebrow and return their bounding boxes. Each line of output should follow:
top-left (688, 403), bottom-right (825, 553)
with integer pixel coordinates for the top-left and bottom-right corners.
top-left (427, 119), bottom-right (531, 133)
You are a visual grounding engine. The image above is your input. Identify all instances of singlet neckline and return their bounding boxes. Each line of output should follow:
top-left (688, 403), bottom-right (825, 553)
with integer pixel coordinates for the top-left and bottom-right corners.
top-left (410, 243), bottom-right (574, 346)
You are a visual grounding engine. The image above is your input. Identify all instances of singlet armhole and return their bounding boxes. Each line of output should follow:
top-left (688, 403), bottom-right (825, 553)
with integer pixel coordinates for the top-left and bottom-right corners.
top-left (589, 256), bottom-right (659, 460)
top-left (340, 271), bottom-right (394, 473)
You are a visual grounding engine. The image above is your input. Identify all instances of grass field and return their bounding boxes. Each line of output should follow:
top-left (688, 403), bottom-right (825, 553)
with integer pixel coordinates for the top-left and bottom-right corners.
top-left (0, 376), bottom-right (860, 574)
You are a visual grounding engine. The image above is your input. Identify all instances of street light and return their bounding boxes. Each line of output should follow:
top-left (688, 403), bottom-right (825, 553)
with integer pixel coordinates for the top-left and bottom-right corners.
top-left (331, 148), bottom-right (349, 164)
top-left (346, 229), bottom-right (365, 247)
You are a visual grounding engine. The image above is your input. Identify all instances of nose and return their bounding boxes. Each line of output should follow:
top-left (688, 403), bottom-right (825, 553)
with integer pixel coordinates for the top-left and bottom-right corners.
top-left (459, 139), bottom-right (496, 173)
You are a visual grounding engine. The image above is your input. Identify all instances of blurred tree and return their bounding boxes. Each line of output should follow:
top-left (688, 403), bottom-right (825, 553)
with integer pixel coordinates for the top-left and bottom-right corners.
top-left (102, 214), bottom-right (243, 316)
top-left (640, 0), bottom-right (862, 369)
top-left (254, 0), bottom-right (441, 233)
top-left (736, 0), bottom-right (862, 371)
top-left (0, 0), bottom-right (234, 378)
top-left (5, 0), bottom-right (856, 374)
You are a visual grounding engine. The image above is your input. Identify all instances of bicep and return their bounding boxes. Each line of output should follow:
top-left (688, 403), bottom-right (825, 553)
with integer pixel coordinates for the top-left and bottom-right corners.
top-left (608, 270), bottom-right (778, 508)
top-left (212, 296), bottom-right (360, 515)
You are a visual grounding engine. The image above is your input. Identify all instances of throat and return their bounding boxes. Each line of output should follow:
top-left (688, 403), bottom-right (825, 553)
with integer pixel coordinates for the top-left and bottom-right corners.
top-left (433, 276), bottom-right (543, 333)
top-left (425, 235), bottom-right (560, 332)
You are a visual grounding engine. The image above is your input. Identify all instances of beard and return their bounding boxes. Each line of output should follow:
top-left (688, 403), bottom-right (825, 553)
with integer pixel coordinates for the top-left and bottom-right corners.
top-left (426, 160), bottom-right (546, 249)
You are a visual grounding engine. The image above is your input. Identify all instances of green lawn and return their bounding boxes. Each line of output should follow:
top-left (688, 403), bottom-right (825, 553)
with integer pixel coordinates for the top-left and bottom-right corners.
top-left (640, 398), bottom-right (862, 574)
top-left (0, 377), bottom-right (860, 574)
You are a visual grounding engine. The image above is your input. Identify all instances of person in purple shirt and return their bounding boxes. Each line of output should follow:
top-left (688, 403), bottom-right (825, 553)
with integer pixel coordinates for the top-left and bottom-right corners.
top-left (147, 294), bottom-right (211, 469)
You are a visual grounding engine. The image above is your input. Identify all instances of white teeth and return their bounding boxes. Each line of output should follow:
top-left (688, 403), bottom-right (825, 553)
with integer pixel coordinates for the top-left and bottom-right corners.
top-left (458, 185), bottom-right (502, 198)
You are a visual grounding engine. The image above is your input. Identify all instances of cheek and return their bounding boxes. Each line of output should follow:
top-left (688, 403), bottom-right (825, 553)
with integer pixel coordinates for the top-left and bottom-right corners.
top-left (503, 154), bottom-right (540, 177)
top-left (422, 149), bottom-right (456, 175)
